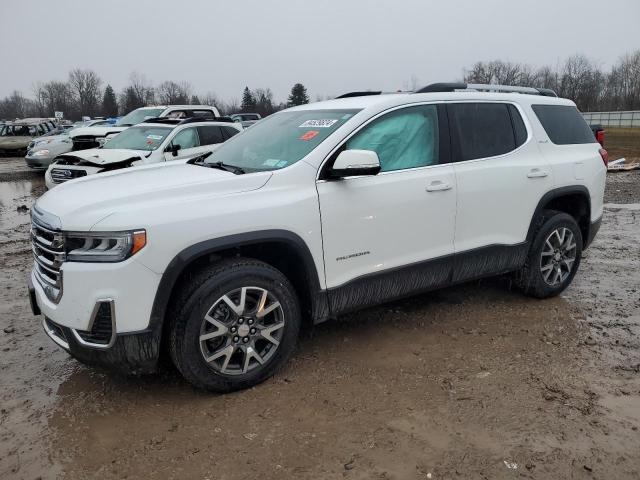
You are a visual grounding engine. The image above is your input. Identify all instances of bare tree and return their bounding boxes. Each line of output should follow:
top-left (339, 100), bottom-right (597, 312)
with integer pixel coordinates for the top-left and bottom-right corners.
top-left (68, 68), bottom-right (102, 117)
top-left (157, 80), bottom-right (191, 104)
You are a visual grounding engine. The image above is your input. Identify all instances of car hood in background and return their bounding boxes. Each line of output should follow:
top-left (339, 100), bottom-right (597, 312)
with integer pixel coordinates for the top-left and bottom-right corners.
top-left (55, 148), bottom-right (149, 166)
top-left (68, 125), bottom-right (127, 138)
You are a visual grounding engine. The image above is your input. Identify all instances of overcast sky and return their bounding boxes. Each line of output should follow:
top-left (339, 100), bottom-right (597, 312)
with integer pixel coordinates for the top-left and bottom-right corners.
top-left (1, 0), bottom-right (639, 103)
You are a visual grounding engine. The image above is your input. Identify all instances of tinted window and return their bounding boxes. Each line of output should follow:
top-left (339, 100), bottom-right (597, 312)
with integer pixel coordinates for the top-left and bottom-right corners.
top-left (197, 126), bottom-right (224, 145)
top-left (345, 104), bottom-right (439, 172)
top-left (222, 126), bottom-right (240, 139)
top-left (532, 105), bottom-right (595, 145)
top-left (190, 110), bottom-right (215, 118)
top-left (449, 103), bottom-right (516, 161)
top-left (508, 104), bottom-right (528, 147)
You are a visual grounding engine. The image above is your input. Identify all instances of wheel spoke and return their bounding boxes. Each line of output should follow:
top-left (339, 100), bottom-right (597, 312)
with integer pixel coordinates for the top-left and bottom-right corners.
top-left (562, 258), bottom-right (575, 269)
top-left (205, 344), bottom-right (234, 372)
top-left (221, 294), bottom-right (243, 316)
top-left (203, 314), bottom-right (229, 339)
top-left (259, 321), bottom-right (284, 346)
top-left (257, 301), bottom-right (281, 319)
top-left (242, 346), bottom-right (264, 373)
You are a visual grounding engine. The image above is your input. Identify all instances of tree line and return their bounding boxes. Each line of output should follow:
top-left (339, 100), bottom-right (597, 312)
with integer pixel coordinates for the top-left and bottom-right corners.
top-left (0, 70), bottom-right (311, 121)
top-left (1, 50), bottom-right (638, 120)
top-left (463, 51), bottom-right (640, 111)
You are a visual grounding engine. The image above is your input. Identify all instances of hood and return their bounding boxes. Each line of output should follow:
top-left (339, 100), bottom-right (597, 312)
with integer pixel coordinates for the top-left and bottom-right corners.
top-left (31, 134), bottom-right (69, 147)
top-left (36, 161), bottom-right (273, 230)
top-left (69, 125), bottom-right (126, 138)
top-left (56, 148), bottom-right (148, 166)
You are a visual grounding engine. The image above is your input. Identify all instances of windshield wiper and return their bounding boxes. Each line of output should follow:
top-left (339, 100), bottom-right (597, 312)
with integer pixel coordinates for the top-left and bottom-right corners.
top-left (187, 152), bottom-right (245, 175)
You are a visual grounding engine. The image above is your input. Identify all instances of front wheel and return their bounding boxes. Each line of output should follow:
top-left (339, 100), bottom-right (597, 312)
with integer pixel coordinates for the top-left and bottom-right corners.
top-left (516, 211), bottom-right (583, 298)
top-left (169, 258), bottom-right (301, 392)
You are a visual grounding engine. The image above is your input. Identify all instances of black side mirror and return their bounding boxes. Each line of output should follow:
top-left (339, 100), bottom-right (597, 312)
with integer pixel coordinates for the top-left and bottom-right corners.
top-left (166, 144), bottom-right (181, 156)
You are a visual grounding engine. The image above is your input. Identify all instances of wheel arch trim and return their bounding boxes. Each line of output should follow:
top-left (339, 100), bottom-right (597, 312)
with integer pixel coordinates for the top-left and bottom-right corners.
top-left (148, 230), bottom-right (326, 332)
top-left (526, 185), bottom-right (591, 243)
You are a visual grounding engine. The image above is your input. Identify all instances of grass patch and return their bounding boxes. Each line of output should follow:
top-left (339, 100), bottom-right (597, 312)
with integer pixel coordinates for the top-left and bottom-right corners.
top-left (605, 128), bottom-right (640, 161)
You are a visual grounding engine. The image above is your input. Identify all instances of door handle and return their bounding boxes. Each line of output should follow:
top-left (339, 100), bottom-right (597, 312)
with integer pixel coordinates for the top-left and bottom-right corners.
top-left (527, 168), bottom-right (548, 178)
top-left (426, 181), bottom-right (452, 192)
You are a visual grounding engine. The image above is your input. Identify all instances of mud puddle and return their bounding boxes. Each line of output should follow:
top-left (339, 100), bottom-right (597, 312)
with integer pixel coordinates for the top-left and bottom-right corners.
top-left (1, 171), bottom-right (639, 479)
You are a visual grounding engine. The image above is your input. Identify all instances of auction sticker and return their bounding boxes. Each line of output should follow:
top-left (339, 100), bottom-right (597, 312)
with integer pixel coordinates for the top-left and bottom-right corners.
top-left (299, 130), bottom-right (319, 141)
top-left (147, 134), bottom-right (163, 140)
top-left (299, 119), bottom-right (338, 128)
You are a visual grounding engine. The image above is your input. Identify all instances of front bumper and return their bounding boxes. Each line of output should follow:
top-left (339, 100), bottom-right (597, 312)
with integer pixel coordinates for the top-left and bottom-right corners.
top-left (25, 155), bottom-right (55, 169)
top-left (29, 270), bottom-right (162, 374)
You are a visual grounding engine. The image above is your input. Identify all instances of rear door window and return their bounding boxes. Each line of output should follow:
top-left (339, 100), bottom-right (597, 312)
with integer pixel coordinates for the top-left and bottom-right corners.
top-left (221, 126), bottom-right (240, 139)
top-left (532, 105), bottom-right (596, 145)
top-left (448, 103), bottom-right (516, 161)
top-left (196, 126), bottom-right (224, 145)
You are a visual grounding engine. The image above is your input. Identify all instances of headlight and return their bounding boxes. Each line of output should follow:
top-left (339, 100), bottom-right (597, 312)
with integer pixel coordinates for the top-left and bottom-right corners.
top-left (95, 137), bottom-right (107, 146)
top-left (32, 149), bottom-right (50, 156)
top-left (65, 230), bottom-right (146, 262)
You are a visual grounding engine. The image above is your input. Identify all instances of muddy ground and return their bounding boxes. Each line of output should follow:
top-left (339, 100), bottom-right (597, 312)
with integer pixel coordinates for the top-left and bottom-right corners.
top-left (1, 157), bottom-right (639, 480)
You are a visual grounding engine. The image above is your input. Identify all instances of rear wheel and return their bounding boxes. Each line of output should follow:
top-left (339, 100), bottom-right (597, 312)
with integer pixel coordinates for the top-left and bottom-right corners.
top-left (516, 211), bottom-right (583, 298)
top-left (169, 258), bottom-right (300, 392)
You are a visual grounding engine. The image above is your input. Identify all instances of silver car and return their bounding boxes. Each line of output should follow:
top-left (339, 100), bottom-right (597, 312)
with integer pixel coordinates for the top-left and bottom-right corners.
top-left (25, 119), bottom-right (113, 169)
top-left (230, 113), bottom-right (261, 128)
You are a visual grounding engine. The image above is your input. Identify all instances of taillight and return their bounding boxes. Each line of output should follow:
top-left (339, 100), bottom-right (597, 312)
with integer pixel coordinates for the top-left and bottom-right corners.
top-left (596, 130), bottom-right (605, 147)
top-left (599, 148), bottom-right (609, 168)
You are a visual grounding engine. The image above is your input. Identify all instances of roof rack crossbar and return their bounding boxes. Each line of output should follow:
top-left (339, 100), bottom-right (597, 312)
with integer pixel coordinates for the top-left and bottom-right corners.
top-left (335, 91), bottom-right (383, 99)
top-left (414, 82), bottom-right (558, 97)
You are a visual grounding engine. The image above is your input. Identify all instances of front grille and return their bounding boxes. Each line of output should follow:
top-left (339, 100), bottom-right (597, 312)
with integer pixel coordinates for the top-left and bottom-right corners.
top-left (31, 219), bottom-right (64, 302)
top-left (76, 302), bottom-right (114, 345)
top-left (72, 136), bottom-right (100, 151)
top-left (50, 168), bottom-right (87, 184)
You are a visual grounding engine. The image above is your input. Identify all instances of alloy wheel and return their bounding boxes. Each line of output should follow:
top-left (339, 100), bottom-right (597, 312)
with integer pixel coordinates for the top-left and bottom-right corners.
top-left (199, 286), bottom-right (285, 375)
top-left (539, 227), bottom-right (577, 286)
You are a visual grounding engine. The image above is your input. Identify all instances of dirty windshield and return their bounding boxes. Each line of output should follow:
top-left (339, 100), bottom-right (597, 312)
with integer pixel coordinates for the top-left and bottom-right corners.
top-left (103, 125), bottom-right (171, 151)
top-left (205, 109), bottom-right (360, 172)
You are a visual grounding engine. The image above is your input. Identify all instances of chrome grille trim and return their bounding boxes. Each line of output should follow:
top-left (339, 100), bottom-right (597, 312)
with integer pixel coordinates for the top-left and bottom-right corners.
top-left (31, 217), bottom-right (64, 303)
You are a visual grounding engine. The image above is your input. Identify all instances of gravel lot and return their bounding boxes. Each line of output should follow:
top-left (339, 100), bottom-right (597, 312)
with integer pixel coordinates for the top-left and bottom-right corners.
top-left (1, 157), bottom-right (639, 479)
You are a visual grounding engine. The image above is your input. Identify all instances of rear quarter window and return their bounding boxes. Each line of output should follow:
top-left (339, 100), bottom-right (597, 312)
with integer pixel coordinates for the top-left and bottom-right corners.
top-left (532, 105), bottom-right (596, 145)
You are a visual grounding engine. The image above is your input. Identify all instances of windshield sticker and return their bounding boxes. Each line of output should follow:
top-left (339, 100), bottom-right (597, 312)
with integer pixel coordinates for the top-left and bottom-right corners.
top-left (299, 119), bottom-right (338, 128)
top-left (276, 160), bottom-right (288, 168)
top-left (147, 134), bottom-right (163, 140)
top-left (262, 159), bottom-right (281, 167)
top-left (299, 130), bottom-right (319, 141)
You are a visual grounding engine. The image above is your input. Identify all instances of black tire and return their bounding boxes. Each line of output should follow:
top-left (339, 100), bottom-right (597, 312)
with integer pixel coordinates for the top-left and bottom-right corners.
top-left (516, 210), bottom-right (583, 298)
top-left (168, 257), bottom-right (300, 392)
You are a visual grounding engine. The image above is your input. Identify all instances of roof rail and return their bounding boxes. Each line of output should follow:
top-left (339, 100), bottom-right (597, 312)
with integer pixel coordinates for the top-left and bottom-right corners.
top-left (414, 82), bottom-right (558, 97)
top-left (415, 82), bottom-right (466, 93)
top-left (141, 116), bottom-right (236, 125)
top-left (335, 91), bottom-right (383, 99)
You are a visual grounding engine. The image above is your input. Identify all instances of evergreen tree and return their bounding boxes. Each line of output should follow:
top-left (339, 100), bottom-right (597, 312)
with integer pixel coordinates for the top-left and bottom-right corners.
top-left (288, 83), bottom-right (309, 106)
top-left (240, 87), bottom-right (256, 112)
top-left (102, 84), bottom-right (118, 117)
top-left (190, 95), bottom-right (201, 105)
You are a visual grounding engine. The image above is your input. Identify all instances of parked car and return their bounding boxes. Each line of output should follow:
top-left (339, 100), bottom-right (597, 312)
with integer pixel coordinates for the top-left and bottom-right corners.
top-left (44, 118), bottom-right (241, 188)
top-left (230, 113), bottom-right (261, 128)
top-left (0, 118), bottom-right (57, 155)
top-left (68, 105), bottom-right (221, 151)
top-left (29, 83), bottom-right (606, 392)
top-left (25, 119), bottom-right (115, 169)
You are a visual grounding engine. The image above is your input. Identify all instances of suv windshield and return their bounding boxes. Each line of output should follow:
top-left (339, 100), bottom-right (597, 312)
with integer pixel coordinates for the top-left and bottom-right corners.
top-left (205, 109), bottom-right (359, 172)
top-left (116, 108), bottom-right (165, 127)
top-left (103, 125), bottom-right (172, 151)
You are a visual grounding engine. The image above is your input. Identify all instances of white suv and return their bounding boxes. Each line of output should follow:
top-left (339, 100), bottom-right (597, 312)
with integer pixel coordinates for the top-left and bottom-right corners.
top-left (28, 83), bottom-right (606, 392)
top-left (68, 105), bottom-right (220, 150)
top-left (44, 118), bottom-right (242, 188)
